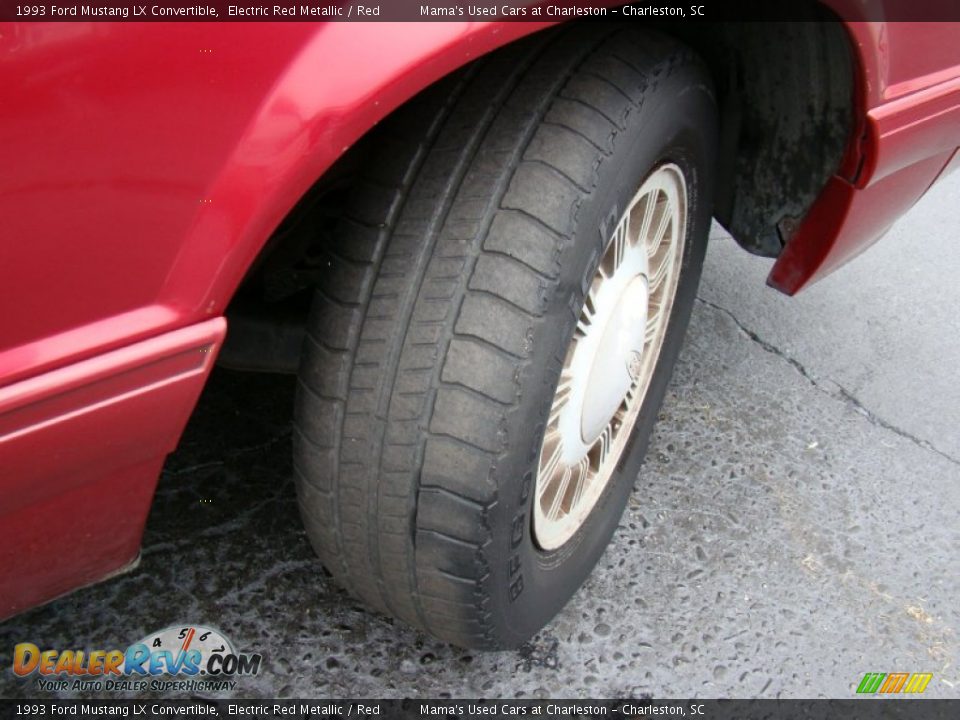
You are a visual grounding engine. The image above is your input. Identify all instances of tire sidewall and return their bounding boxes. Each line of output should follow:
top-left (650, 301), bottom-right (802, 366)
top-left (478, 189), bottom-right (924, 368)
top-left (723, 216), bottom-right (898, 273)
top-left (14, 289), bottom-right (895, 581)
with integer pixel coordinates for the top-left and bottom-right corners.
top-left (486, 59), bottom-right (718, 647)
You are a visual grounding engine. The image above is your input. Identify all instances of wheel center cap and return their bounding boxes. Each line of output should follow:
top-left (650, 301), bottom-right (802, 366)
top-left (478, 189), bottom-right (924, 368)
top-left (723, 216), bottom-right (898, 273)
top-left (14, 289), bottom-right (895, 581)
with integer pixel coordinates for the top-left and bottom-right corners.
top-left (580, 274), bottom-right (649, 444)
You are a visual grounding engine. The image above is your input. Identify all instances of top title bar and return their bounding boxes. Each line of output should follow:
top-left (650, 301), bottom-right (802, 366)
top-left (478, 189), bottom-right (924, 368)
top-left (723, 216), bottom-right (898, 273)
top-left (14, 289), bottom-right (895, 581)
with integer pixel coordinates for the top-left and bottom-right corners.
top-left (2, 0), bottom-right (960, 22)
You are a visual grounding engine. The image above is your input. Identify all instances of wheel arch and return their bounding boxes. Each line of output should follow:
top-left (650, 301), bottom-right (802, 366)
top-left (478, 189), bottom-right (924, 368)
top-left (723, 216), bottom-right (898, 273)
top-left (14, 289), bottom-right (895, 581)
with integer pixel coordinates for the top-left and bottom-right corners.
top-left (172, 21), bottom-right (552, 325)
top-left (668, 16), bottom-right (860, 257)
top-left (221, 13), bottom-right (864, 371)
top-left (223, 15), bottom-right (861, 281)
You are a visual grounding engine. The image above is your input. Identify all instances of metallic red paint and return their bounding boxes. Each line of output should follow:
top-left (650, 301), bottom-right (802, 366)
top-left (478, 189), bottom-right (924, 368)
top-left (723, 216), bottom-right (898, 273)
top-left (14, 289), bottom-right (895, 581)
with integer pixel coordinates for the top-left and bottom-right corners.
top-left (768, 20), bottom-right (960, 294)
top-left (0, 22), bottom-right (547, 384)
top-left (0, 19), bottom-right (550, 618)
top-left (0, 318), bottom-right (225, 620)
top-left (1, 16), bottom-right (958, 617)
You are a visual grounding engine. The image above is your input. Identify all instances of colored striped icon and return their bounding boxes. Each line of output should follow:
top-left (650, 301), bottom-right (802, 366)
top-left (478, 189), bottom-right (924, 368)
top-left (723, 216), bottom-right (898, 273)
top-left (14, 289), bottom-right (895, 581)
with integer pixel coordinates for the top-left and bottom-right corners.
top-left (856, 672), bottom-right (933, 694)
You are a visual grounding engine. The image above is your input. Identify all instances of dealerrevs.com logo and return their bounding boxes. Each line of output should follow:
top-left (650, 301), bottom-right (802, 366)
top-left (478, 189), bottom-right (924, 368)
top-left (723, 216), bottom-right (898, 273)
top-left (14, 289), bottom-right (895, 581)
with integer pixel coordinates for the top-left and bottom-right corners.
top-left (12, 625), bottom-right (262, 693)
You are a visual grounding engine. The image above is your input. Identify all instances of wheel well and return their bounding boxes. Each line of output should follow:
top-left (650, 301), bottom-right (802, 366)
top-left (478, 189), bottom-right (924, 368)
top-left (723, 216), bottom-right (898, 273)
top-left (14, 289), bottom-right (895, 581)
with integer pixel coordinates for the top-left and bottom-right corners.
top-left (670, 16), bottom-right (856, 256)
top-left (221, 13), bottom-right (856, 372)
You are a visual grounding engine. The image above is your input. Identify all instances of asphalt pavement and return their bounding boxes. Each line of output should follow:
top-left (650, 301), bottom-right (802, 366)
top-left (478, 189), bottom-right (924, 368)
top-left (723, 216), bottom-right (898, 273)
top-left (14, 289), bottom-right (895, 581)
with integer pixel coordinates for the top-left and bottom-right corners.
top-left (2, 172), bottom-right (958, 700)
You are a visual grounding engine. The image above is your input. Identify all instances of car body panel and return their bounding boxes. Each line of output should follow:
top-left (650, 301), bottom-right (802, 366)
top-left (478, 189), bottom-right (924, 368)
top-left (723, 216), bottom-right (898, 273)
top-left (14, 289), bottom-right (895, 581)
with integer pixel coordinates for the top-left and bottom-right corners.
top-left (0, 21), bottom-right (545, 385)
top-left (0, 14), bottom-right (958, 617)
top-left (0, 318), bottom-right (224, 619)
top-left (768, 20), bottom-right (960, 293)
top-left (0, 19), bottom-right (550, 619)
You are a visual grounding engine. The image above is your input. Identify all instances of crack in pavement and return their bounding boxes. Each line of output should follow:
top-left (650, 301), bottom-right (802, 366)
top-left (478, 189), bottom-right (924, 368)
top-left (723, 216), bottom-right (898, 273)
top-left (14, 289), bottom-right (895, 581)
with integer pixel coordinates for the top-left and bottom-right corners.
top-left (695, 296), bottom-right (960, 468)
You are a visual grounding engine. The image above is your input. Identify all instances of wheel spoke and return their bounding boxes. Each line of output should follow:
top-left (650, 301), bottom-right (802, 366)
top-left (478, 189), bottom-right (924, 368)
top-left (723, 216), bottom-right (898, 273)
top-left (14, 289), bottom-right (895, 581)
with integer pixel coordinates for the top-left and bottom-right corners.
top-left (648, 239), bottom-right (674, 291)
top-left (597, 425), bottom-right (612, 468)
top-left (538, 441), bottom-right (563, 498)
top-left (635, 192), bottom-right (655, 250)
top-left (645, 303), bottom-right (662, 345)
top-left (647, 195), bottom-right (672, 257)
top-left (569, 457), bottom-right (590, 510)
top-left (547, 467), bottom-right (572, 520)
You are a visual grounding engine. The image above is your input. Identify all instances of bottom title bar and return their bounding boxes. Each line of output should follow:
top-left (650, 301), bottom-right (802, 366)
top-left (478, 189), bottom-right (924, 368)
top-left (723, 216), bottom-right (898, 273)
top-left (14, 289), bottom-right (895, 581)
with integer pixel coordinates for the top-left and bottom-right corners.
top-left (1, 700), bottom-right (956, 719)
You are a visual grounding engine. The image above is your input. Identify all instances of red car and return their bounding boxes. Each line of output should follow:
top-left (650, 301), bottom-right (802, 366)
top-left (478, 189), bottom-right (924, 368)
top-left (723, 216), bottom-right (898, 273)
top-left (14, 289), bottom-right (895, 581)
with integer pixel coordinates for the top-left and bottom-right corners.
top-left (1, 7), bottom-right (958, 649)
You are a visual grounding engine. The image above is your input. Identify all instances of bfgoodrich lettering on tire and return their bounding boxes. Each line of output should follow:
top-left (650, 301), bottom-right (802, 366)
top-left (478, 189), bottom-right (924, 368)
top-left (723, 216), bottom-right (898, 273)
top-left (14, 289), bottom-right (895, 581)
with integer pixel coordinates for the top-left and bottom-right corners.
top-left (294, 24), bottom-right (717, 649)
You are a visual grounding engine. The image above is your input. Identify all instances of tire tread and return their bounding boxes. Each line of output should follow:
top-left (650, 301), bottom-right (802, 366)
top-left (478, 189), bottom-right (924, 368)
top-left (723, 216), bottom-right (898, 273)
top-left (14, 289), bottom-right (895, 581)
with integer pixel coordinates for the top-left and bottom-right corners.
top-left (294, 25), bottom-right (701, 647)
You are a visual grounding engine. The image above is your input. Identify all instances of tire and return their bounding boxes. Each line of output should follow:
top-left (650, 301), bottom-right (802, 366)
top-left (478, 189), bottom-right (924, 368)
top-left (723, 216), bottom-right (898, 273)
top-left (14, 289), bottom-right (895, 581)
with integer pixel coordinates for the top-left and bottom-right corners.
top-left (294, 24), bottom-right (717, 649)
